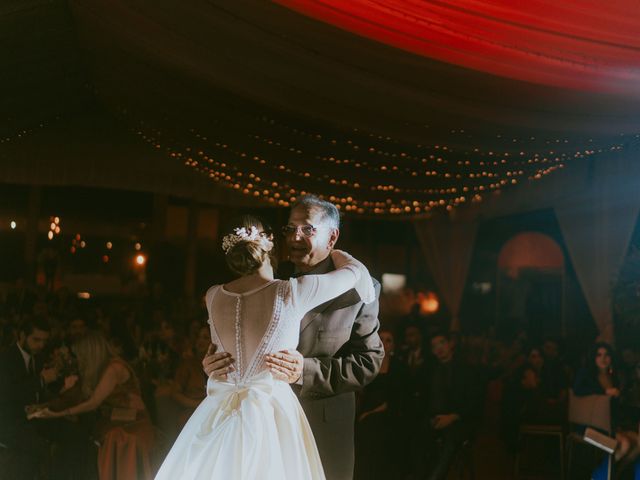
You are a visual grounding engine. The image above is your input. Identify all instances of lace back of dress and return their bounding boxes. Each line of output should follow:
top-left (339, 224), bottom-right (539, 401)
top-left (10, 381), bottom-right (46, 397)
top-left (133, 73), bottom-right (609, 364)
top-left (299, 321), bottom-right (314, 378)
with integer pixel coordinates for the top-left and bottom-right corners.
top-left (207, 282), bottom-right (290, 385)
top-left (230, 296), bottom-right (244, 383)
top-left (242, 281), bottom-right (287, 380)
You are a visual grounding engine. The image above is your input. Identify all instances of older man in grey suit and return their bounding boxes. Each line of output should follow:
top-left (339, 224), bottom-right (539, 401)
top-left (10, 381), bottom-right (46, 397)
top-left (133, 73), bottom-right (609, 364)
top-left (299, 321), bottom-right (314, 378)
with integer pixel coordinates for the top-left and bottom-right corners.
top-left (203, 195), bottom-right (384, 480)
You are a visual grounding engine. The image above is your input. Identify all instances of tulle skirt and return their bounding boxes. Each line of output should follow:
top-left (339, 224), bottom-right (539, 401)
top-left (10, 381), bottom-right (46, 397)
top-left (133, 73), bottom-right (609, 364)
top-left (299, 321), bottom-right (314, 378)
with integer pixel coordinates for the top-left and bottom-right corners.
top-left (154, 371), bottom-right (325, 480)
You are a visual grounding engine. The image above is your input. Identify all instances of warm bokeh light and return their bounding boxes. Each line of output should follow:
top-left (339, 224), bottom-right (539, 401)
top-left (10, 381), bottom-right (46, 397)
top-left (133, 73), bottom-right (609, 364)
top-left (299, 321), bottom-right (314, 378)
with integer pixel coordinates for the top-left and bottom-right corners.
top-left (381, 273), bottom-right (406, 293)
top-left (50, 222), bottom-right (56, 230)
top-left (47, 231), bottom-right (54, 240)
top-left (106, 241), bottom-right (113, 250)
top-left (135, 242), bottom-right (142, 251)
top-left (77, 292), bottom-right (91, 299)
top-left (135, 254), bottom-right (146, 266)
top-left (54, 217), bottom-right (60, 224)
top-left (80, 241), bottom-right (86, 248)
top-left (418, 291), bottom-right (440, 315)
top-left (10, 221), bottom-right (16, 229)
top-left (102, 255), bottom-right (109, 263)
top-left (54, 226), bottom-right (61, 234)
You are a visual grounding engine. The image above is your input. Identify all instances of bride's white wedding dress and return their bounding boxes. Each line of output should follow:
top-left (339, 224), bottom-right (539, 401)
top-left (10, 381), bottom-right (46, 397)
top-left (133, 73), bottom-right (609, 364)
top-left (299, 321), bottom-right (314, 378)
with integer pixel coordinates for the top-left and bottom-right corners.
top-left (155, 250), bottom-right (374, 480)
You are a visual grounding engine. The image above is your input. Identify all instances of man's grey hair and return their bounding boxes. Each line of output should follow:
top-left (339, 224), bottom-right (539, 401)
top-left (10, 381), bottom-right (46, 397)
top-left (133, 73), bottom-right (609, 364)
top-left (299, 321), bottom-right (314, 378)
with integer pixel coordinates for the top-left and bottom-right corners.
top-left (292, 194), bottom-right (340, 229)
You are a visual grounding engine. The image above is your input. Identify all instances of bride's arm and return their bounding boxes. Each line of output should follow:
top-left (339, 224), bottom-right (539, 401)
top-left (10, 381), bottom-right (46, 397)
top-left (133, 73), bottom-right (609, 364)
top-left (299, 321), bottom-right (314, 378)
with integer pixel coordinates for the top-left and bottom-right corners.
top-left (292, 250), bottom-right (374, 313)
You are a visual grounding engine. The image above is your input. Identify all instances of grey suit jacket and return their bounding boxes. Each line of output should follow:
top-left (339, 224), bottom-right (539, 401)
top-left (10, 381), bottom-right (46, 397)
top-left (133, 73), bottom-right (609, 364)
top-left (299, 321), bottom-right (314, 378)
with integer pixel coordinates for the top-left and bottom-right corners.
top-left (291, 256), bottom-right (384, 480)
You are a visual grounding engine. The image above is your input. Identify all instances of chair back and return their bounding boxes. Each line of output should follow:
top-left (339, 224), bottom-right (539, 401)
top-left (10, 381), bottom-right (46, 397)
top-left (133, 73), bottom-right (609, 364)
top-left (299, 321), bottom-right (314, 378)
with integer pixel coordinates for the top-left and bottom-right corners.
top-left (567, 389), bottom-right (611, 434)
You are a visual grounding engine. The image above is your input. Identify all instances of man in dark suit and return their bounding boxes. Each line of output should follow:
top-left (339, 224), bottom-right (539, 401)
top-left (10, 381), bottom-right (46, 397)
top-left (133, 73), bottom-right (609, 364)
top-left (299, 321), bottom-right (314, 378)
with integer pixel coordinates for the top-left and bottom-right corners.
top-left (412, 331), bottom-right (483, 480)
top-left (204, 195), bottom-right (384, 479)
top-left (0, 317), bottom-right (55, 478)
top-left (0, 318), bottom-right (92, 480)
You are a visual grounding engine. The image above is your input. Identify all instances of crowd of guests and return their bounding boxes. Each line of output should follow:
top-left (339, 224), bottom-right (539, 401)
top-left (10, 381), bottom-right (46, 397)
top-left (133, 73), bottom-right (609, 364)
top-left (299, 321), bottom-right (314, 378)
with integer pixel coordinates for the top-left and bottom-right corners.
top-left (353, 321), bottom-right (485, 480)
top-left (353, 314), bottom-right (640, 479)
top-left (0, 279), bottom-right (208, 479)
top-left (1, 278), bottom-right (639, 479)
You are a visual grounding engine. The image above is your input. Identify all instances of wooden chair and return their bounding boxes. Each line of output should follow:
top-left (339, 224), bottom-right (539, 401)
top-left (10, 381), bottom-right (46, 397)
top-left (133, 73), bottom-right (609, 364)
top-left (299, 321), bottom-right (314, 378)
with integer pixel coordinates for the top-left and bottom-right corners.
top-left (514, 422), bottom-right (565, 479)
top-left (566, 390), bottom-right (615, 480)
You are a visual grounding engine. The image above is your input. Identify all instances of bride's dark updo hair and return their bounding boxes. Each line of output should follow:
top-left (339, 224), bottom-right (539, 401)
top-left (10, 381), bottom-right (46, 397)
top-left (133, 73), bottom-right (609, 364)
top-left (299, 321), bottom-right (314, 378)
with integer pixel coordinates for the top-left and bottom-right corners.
top-left (222, 215), bottom-right (276, 276)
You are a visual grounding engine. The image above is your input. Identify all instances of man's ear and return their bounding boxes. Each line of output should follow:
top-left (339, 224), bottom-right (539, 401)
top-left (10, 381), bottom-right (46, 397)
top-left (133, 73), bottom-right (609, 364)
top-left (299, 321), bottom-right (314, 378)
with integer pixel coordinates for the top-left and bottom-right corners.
top-left (328, 228), bottom-right (340, 249)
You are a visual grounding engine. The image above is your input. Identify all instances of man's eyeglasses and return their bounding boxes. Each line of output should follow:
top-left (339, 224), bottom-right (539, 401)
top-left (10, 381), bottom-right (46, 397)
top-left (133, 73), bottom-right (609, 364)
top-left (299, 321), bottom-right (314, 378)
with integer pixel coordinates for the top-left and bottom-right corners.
top-left (281, 224), bottom-right (320, 237)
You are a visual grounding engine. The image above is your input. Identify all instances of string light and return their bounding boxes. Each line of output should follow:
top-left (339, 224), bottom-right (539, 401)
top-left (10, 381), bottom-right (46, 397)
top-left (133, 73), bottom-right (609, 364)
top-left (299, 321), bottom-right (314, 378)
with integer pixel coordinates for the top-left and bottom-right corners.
top-left (0, 116), bottom-right (60, 145)
top-left (48, 216), bottom-right (61, 239)
top-left (130, 112), bottom-right (637, 217)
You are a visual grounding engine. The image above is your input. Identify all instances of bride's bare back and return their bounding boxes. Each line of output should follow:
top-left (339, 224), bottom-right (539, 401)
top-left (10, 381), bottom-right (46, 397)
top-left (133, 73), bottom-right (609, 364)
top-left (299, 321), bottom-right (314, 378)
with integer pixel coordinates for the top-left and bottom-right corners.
top-left (205, 250), bottom-right (374, 384)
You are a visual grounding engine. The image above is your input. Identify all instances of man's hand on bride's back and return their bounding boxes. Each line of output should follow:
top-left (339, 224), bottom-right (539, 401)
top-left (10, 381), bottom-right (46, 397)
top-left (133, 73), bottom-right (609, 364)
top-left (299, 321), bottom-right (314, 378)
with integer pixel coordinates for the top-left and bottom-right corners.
top-left (265, 350), bottom-right (303, 384)
top-left (202, 343), bottom-right (235, 380)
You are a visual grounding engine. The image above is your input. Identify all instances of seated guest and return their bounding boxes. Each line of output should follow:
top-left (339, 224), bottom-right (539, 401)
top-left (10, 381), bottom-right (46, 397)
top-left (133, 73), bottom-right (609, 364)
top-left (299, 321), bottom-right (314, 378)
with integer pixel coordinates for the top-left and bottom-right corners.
top-left (67, 315), bottom-right (89, 344)
top-left (142, 318), bottom-right (185, 385)
top-left (501, 345), bottom-right (568, 452)
top-left (39, 331), bottom-right (155, 480)
top-left (540, 338), bottom-right (570, 403)
top-left (0, 318), bottom-right (91, 479)
top-left (399, 323), bottom-right (427, 373)
top-left (399, 323), bottom-right (429, 420)
top-left (412, 330), bottom-right (483, 480)
top-left (400, 323), bottom-right (431, 477)
top-left (573, 342), bottom-right (639, 471)
top-left (169, 325), bottom-right (209, 430)
top-left (172, 325), bottom-right (209, 406)
top-left (355, 328), bottom-right (409, 480)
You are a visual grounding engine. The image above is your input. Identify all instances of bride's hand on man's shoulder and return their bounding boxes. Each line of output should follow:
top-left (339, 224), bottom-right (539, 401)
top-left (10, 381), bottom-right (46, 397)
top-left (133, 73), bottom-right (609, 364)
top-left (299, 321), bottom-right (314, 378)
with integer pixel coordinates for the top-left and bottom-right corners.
top-left (202, 343), bottom-right (235, 380)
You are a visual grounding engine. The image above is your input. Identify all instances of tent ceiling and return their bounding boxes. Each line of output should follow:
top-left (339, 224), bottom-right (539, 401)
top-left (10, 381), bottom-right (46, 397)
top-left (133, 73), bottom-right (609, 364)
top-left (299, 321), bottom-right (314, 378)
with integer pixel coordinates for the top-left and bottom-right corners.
top-left (275, 0), bottom-right (640, 95)
top-left (1, 0), bottom-right (639, 216)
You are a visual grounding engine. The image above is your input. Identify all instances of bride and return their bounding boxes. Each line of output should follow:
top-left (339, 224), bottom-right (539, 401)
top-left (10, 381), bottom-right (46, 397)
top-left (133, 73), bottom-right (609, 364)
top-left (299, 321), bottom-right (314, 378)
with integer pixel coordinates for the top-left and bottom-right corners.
top-left (155, 215), bottom-right (375, 480)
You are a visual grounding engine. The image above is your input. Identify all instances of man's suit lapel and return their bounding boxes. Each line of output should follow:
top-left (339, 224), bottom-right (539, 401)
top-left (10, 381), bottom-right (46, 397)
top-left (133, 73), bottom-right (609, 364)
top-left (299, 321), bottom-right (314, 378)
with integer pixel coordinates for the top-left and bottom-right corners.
top-left (300, 311), bottom-right (320, 334)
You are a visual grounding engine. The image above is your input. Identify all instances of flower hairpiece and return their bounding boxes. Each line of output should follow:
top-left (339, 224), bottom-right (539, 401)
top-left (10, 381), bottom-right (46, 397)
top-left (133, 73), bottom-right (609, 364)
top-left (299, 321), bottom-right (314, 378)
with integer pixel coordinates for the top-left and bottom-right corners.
top-left (222, 226), bottom-right (274, 254)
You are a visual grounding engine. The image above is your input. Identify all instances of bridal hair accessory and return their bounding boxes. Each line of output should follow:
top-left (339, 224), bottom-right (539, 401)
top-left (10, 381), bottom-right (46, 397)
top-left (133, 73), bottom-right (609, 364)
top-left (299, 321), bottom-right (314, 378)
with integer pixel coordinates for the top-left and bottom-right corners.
top-left (222, 226), bottom-right (274, 254)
